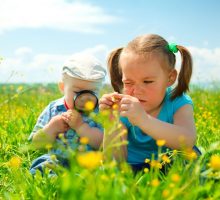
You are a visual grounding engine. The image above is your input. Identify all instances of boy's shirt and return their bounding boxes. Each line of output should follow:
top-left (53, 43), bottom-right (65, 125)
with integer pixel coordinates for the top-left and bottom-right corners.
top-left (29, 97), bottom-right (102, 157)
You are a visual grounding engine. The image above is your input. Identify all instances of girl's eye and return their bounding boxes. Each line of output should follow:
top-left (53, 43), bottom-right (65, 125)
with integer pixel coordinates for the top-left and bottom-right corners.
top-left (124, 82), bottom-right (132, 85)
top-left (144, 81), bottom-right (153, 84)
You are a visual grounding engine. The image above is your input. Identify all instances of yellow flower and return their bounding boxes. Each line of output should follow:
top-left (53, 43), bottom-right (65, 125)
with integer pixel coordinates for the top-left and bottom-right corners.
top-left (84, 101), bottom-right (95, 111)
top-left (184, 148), bottom-right (197, 160)
top-left (77, 151), bottom-right (103, 169)
top-left (112, 103), bottom-right (119, 110)
top-left (162, 189), bottom-right (170, 198)
top-left (169, 183), bottom-right (175, 188)
top-left (144, 158), bottom-right (150, 163)
top-left (80, 137), bottom-right (89, 145)
top-left (209, 155), bottom-right (220, 171)
top-left (144, 168), bottom-right (149, 173)
top-left (172, 149), bottom-right (178, 155)
top-left (7, 156), bottom-right (22, 168)
top-left (17, 86), bottom-right (23, 92)
top-left (156, 139), bottom-right (166, 147)
top-left (45, 143), bottom-right (53, 150)
top-left (162, 155), bottom-right (171, 163)
top-left (100, 109), bottom-right (110, 116)
top-left (151, 179), bottom-right (160, 187)
top-left (171, 173), bottom-right (180, 182)
top-left (150, 160), bottom-right (162, 169)
top-left (50, 154), bottom-right (57, 161)
top-left (101, 175), bottom-right (108, 181)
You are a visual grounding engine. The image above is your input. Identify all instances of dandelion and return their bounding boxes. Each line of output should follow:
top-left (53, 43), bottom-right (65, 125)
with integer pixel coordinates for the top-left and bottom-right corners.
top-left (150, 160), bottom-right (162, 169)
top-left (162, 189), bottom-right (170, 198)
top-left (84, 101), bottom-right (95, 111)
top-left (7, 156), bottom-right (22, 168)
top-left (144, 168), bottom-right (149, 173)
top-left (16, 86), bottom-right (23, 92)
top-left (58, 133), bottom-right (65, 139)
top-left (100, 109), bottom-right (110, 117)
top-left (156, 139), bottom-right (166, 147)
top-left (77, 151), bottom-right (103, 169)
top-left (209, 155), bottom-right (220, 171)
top-left (80, 137), bottom-right (89, 145)
top-left (151, 179), bottom-right (160, 187)
top-left (112, 103), bottom-right (119, 110)
top-left (162, 155), bottom-right (171, 163)
top-left (144, 158), bottom-right (150, 163)
top-left (45, 143), bottom-right (53, 150)
top-left (101, 175), bottom-right (108, 181)
top-left (171, 173), bottom-right (180, 182)
top-left (50, 154), bottom-right (57, 161)
top-left (172, 149), bottom-right (178, 155)
top-left (184, 148), bottom-right (197, 160)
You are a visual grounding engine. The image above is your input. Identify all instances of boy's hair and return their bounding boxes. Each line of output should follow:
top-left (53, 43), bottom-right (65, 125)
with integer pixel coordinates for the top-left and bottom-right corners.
top-left (62, 53), bottom-right (106, 84)
top-left (108, 34), bottom-right (193, 99)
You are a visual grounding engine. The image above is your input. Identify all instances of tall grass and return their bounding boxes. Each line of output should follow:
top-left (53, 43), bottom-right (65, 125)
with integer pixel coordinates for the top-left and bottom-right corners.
top-left (0, 83), bottom-right (220, 200)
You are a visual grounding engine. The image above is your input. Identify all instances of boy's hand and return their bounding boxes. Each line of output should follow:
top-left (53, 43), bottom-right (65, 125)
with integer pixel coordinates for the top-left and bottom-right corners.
top-left (62, 109), bottom-right (84, 131)
top-left (43, 115), bottom-right (69, 138)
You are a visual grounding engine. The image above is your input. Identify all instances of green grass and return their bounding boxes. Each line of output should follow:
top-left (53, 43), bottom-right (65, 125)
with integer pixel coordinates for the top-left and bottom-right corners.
top-left (0, 83), bottom-right (220, 200)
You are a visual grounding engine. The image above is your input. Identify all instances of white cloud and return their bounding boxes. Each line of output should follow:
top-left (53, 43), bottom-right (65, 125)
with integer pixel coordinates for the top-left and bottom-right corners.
top-left (188, 47), bottom-right (220, 83)
top-left (0, 45), bottom-right (109, 83)
top-left (0, 0), bottom-right (118, 34)
top-left (1, 45), bottom-right (220, 84)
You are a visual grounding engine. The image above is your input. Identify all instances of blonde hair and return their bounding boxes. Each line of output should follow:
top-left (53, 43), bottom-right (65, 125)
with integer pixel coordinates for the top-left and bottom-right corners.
top-left (108, 34), bottom-right (193, 99)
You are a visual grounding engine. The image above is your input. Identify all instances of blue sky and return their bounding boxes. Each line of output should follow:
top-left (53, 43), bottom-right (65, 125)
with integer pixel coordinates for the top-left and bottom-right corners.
top-left (0, 0), bottom-right (220, 83)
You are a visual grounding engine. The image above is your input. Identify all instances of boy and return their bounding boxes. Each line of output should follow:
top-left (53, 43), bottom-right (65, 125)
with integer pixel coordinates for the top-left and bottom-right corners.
top-left (29, 53), bottom-right (106, 175)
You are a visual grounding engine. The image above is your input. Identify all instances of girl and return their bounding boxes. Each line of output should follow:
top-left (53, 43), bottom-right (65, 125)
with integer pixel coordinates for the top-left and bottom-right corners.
top-left (99, 34), bottom-right (200, 172)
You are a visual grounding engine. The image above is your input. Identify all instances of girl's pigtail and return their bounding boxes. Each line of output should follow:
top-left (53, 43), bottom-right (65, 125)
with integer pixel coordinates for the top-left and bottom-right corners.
top-left (107, 47), bottom-right (123, 93)
top-left (172, 45), bottom-right (193, 99)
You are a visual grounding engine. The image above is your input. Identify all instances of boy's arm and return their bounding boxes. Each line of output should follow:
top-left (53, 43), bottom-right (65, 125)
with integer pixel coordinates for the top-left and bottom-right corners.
top-left (75, 124), bottom-right (103, 149)
top-left (29, 104), bottom-right (52, 141)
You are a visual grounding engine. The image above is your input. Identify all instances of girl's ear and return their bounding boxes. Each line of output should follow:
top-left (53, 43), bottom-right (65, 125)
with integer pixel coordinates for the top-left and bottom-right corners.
top-left (167, 69), bottom-right (177, 86)
top-left (58, 82), bottom-right (64, 92)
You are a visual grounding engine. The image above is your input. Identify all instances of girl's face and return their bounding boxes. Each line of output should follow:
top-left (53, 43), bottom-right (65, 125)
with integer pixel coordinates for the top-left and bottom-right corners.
top-left (60, 76), bottom-right (99, 109)
top-left (120, 52), bottom-right (176, 115)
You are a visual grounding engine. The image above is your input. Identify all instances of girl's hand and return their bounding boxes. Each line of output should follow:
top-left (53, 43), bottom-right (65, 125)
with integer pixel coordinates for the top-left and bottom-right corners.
top-left (120, 95), bottom-right (148, 126)
top-left (99, 92), bottom-right (123, 111)
top-left (62, 109), bottom-right (84, 131)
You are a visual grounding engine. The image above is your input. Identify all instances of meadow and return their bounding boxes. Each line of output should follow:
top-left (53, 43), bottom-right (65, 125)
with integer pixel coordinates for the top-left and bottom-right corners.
top-left (0, 83), bottom-right (220, 200)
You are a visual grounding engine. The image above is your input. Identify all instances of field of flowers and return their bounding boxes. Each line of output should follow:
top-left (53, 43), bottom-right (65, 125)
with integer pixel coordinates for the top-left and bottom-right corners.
top-left (0, 83), bottom-right (220, 200)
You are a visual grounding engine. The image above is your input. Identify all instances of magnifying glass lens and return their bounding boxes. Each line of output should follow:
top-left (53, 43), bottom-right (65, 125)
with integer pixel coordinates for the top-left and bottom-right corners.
top-left (74, 92), bottom-right (98, 112)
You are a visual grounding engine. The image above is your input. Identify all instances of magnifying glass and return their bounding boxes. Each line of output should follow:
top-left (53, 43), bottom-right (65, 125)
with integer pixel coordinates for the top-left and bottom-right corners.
top-left (73, 90), bottom-right (98, 113)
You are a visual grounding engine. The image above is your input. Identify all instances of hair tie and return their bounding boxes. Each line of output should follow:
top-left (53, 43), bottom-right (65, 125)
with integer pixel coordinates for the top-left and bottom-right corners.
top-left (167, 43), bottom-right (178, 53)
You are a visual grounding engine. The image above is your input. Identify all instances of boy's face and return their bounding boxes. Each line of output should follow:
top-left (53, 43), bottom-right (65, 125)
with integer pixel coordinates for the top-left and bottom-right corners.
top-left (62, 76), bottom-right (100, 109)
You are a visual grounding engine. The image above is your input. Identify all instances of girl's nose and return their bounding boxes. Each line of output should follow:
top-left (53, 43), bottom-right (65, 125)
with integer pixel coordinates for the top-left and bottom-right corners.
top-left (132, 84), bottom-right (143, 95)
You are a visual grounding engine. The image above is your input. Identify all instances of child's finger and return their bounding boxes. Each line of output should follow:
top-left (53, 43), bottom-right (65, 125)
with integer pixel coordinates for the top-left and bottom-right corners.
top-left (120, 104), bottom-right (129, 111)
top-left (99, 98), bottom-right (114, 106)
top-left (61, 115), bottom-right (70, 122)
top-left (120, 97), bottom-right (131, 104)
top-left (112, 93), bottom-right (123, 100)
top-left (99, 104), bottom-right (111, 111)
top-left (120, 110), bottom-right (128, 117)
